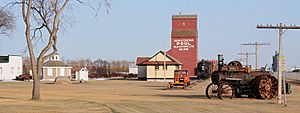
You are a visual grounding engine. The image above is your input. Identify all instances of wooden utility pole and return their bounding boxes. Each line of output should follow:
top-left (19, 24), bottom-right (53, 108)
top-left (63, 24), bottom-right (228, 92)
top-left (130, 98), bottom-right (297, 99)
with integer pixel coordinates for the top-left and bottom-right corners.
top-left (238, 52), bottom-right (255, 66)
top-left (257, 23), bottom-right (300, 105)
top-left (164, 43), bottom-right (166, 81)
top-left (241, 42), bottom-right (270, 70)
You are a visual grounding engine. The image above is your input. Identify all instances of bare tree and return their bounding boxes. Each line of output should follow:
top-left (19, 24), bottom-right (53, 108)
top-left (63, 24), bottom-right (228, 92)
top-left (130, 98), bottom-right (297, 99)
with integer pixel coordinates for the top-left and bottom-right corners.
top-left (11, 0), bottom-right (111, 100)
top-left (0, 8), bottom-right (15, 36)
top-left (67, 58), bottom-right (131, 78)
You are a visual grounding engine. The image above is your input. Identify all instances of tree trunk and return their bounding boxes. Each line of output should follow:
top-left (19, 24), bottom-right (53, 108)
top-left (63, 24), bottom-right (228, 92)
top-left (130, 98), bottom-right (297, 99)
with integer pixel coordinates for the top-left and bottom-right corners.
top-left (22, 0), bottom-right (41, 100)
top-left (31, 70), bottom-right (40, 100)
top-left (32, 59), bottom-right (43, 100)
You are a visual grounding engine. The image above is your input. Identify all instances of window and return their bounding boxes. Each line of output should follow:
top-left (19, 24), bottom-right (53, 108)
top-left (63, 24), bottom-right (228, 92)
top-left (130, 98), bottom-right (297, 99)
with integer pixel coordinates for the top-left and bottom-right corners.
top-left (11, 67), bottom-right (14, 74)
top-left (163, 65), bottom-right (168, 70)
top-left (0, 67), bottom-right (2, 74)
top-left (48, 68), bottom-right (53, 76)
top-left (17, 67), bottom-right (21, 74)
top-left (155, 65), bottom-right (159, 70)
top-left (60, 68), bottom-right (64, 76)
top-left (176, 65), bottom-right (179, 70)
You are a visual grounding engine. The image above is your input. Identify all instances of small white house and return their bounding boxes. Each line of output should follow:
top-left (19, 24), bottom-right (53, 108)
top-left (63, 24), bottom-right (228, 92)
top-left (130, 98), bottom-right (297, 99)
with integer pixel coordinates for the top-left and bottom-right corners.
top-left (75, 67), bottom-right (89, 81)
top-left (0, 55), bottom-right (23, 80)
top-left (129, 66), bottom-right (138, 75)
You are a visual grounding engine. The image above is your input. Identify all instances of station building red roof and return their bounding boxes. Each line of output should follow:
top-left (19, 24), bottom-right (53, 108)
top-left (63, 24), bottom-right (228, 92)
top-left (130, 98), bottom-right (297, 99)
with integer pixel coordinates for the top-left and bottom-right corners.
top-left (136, 51), bottom-right (182, 66)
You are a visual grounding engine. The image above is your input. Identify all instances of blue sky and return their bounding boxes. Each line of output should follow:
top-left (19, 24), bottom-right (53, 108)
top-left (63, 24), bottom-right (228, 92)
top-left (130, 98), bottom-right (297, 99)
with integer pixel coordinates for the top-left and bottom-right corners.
top-left (1, 0), bottom-right (300, 69)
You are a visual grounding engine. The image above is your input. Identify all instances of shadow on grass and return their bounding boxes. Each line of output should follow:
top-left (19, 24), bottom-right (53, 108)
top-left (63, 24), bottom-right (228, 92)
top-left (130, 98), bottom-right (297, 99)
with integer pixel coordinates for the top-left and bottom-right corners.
top-left (45, 82), bottom-right (54, 84)
top-left (143, 85), bottom-right (166, 88)
top-left (44, 81), bottom-right (82, 84)
top-left (154, 94), bottom-right (207, 99)
top-left (0, 96), bottom-right (17, 100)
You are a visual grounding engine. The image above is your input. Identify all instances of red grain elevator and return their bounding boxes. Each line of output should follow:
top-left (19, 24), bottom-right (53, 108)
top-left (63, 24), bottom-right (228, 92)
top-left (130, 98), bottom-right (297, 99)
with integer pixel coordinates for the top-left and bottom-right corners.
top-left (167, 14), bottom-right (198, 76)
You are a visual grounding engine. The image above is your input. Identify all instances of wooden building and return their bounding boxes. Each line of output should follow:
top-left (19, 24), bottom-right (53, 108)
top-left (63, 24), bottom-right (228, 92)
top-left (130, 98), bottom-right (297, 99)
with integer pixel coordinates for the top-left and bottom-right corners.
top-left (42, 53), bottom-right (72, 80)
top-left (136, 51), bottom-right (182, 81)
top-left (75, 67), bottom-right (89, 81)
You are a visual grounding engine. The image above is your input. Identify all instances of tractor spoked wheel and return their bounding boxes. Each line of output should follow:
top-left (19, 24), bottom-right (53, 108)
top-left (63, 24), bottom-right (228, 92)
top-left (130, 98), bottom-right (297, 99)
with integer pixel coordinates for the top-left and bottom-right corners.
top-left (206, 83), bottom-right (218, 99)
top-left (269, 76), bottom-right (278, 99)
top-left (257, 75), bottom-right (278, 100)
top-left (258, 77), bottom-right (272, 99)
top-left (217, 82), bottom-right (235, 100)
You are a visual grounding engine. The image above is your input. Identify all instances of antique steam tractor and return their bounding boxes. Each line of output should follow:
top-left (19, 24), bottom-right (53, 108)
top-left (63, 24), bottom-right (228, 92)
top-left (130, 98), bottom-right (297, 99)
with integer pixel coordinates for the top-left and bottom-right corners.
top-left (205, 54), bottom-right (278, 100)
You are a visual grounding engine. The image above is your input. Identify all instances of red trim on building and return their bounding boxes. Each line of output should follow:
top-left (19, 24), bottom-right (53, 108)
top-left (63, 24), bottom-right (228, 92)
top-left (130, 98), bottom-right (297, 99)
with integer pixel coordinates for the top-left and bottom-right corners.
top-left (136, 51), bottom-right (182, 66)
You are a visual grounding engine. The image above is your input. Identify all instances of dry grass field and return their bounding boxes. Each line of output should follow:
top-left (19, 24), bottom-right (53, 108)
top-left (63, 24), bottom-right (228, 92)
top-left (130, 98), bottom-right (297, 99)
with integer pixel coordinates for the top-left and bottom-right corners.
top-left (0, 79), bottom-right (300, 113)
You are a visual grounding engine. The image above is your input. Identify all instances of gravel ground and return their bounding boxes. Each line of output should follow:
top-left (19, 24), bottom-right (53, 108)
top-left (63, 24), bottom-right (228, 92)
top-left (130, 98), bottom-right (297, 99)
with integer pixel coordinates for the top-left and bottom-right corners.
top-left (0, 79), bottom-right (299, 113)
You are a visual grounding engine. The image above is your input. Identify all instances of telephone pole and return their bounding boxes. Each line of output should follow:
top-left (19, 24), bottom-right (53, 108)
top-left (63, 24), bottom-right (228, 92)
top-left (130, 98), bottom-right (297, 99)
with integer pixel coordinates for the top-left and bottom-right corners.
top-left (241, 42), bottom-right (270, 70)
top-left (238, 52), bottom-right (255, 66)
top-left (163, 43), bottom-right (166, 81)
top-left (257, 23), bottom-right (300, 105)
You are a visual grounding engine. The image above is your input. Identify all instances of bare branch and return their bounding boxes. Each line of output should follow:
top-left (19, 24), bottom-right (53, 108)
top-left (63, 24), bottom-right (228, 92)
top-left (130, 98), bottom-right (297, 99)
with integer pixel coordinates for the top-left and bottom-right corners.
top-left (7, 0), bottom-right (112, 101)
top-left (32, 24), bottom-right (44, 40)
top-left (0, 8), bottom-right (15, 35)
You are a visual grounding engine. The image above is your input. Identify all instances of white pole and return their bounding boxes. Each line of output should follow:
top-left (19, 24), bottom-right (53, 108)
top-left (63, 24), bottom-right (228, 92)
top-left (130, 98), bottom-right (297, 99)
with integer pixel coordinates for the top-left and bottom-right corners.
top-left (277, 23), bottom-right (282, 104)
top-left (283, 74), bottom-right (287, 106)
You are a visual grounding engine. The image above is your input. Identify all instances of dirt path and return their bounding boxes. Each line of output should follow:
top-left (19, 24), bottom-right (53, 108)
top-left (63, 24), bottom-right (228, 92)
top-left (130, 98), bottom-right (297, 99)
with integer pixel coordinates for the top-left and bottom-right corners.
top-left (0, 80), bottom-right (299, 113)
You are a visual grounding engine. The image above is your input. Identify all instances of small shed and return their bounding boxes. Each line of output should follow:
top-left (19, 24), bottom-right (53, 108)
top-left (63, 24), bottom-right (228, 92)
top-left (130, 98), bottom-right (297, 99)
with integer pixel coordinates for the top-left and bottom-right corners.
top-left (75, 67), bottom-right (88, 81)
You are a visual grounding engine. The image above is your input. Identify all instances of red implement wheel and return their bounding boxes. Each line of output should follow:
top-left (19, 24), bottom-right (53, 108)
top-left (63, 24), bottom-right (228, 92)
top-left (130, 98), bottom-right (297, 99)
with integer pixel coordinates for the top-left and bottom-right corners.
top-left (205, 83), bottom-right (218, 99)
top-left (217, 82), bottom-right (235, 100)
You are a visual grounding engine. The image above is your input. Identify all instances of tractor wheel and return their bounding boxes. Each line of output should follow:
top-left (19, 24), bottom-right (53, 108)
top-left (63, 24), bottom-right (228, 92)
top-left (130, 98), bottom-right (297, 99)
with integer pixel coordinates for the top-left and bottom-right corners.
top-left (235, 87), bottom-right (242, 98)
top-left (258, 76), bottom-right (272, 99)
top-left (205, 83), bottom-right (218, 99)
top-left (167, 82), bottom-right (173, 89)
top-left (252, 75), bottom-right (277, 99)
top-left (217, 82), bottom-right (235, 100)
top-left (269, 75), bottom-right (278, 99)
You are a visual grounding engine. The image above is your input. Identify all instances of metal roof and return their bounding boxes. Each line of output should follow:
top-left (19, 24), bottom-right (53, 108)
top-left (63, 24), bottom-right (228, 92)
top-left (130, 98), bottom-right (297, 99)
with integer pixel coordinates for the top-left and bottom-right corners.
top-left (43, 61), bottom-right (69, 67)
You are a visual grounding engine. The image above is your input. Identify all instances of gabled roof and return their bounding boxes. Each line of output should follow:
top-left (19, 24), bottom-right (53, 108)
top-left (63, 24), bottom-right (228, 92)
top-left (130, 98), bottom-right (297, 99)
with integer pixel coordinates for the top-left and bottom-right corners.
top-left (136, 51), bottom-right (182, 66)
top-left (136, 57), bottom-right (150, 65)
top-left (43, 61), bottom-right (69, 67)
top-left (171, 30), bottom-right (197, 38)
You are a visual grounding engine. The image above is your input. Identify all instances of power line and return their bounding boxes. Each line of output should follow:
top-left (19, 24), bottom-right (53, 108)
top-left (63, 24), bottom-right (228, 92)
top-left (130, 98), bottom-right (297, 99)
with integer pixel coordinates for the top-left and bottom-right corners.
top-left (241, 42), bottom-right (270, 70)
top-left (257, 23), bottom-right (300, 106)
top-left (238, 52), bottom-right (255, 66)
